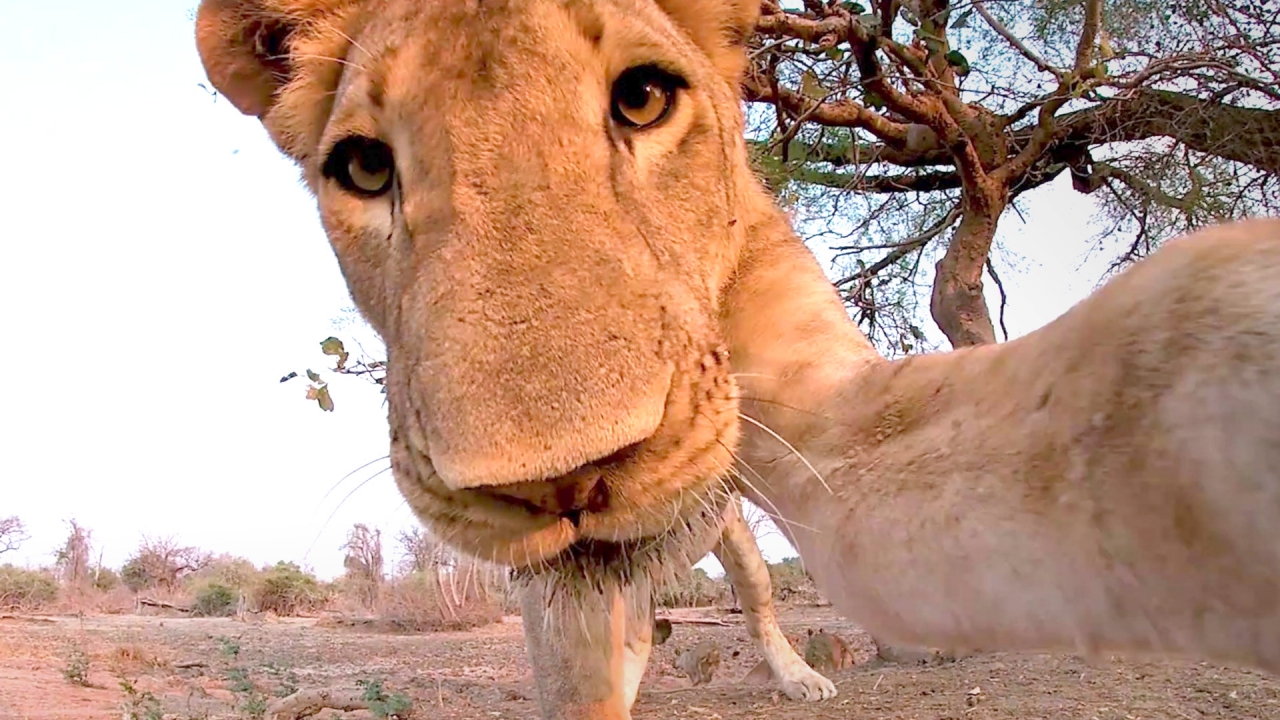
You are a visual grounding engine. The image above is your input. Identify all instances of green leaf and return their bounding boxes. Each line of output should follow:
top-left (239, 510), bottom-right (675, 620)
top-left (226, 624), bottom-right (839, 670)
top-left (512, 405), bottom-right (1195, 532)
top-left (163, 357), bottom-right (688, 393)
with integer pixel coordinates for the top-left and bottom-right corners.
top-left (840, 1), bottom-right (866, 14)
top-left (800, 70), bottom-right (825, 99)
top-left (306, 369), bottom-right (321, 384)
top-left (863, 88), bottom-right (887, 109)
top-left (950, 8), bottom-right (973, 29)
top-left (319, 336), bottom-right (350, 370)
top-left (279, 371), bottom-right (298, 383)
top-left (945, 49), bottom-right (971, 75)
top-left (825, 46), bottom-right (846, 62)
top-left (315, 385), bottom-right (335, 412)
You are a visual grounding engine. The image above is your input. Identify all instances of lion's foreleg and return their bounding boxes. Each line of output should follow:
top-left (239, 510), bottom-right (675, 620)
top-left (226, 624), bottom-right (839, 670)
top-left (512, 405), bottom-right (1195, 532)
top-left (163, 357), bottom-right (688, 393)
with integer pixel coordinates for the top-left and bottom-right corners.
top-left (520, 573), bottom-right (637, 720)
top-left (621, 585), bottom-right (654, 711)
top-left (714, 502), bottom-right (838, 701)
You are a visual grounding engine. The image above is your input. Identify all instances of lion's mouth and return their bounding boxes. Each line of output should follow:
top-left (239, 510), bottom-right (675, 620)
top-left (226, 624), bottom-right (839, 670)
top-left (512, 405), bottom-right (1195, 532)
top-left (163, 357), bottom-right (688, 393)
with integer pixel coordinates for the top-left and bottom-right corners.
top-left (389, 344), bottom-right (740, 573)
top-left (510, 487), bottom-right (736, 584)
top-left (468, 441), bottom-right (643, 528)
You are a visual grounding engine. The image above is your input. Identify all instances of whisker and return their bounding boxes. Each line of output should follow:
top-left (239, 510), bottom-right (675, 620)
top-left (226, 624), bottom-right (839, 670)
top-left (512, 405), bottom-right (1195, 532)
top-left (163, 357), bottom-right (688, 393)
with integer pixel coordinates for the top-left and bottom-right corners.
top-left (303, 466), bottom-right (392, 561)
top-left (731, 393), bottom-right (827, 417)
top-left (717, 440), bottom-right (818, 535)
top-left (326, 24), bottom-right (375, 61)
top-left (293, 53), bottom-right (369, 72)
top-left (311, 455), bottom-right (391, 516)
top-left (738, 412), bottom-right (833, 495)
top-left (717, 447), bottom-right (791, 534)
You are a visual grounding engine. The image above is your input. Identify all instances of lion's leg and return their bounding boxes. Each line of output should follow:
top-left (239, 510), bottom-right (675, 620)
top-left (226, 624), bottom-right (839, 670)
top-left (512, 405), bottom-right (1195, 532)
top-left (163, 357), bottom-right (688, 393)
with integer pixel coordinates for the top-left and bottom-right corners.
top-left (714, 502), bottom-right (838, 701)
top-left (520, 574), bottom-right (630, 720)
top-left (621, 583), bottom-right (654, 711)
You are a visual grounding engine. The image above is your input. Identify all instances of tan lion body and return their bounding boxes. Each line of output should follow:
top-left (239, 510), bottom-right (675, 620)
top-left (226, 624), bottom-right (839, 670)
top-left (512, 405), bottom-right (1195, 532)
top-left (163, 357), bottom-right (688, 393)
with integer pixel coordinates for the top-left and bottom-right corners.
top-left (195, 0), bottom-right (1280, 718)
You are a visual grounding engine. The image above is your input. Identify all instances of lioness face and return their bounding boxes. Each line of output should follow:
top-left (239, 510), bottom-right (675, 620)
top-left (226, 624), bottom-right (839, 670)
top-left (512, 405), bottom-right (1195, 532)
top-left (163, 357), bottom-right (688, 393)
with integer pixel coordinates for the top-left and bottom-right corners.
top-left (197, 0), bottom-right (762, 575)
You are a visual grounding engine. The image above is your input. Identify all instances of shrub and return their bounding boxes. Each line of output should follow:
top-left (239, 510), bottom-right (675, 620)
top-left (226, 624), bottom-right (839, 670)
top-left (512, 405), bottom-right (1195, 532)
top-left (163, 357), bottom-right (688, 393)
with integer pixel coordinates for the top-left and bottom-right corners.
top-left (191, 582), bottom-right (238, 617)
top-left (768, 557), bottom-right (822, 604)
top-left (61, 645), bottom-right (91, 686)
top-left (120, 537), bottom-right (209, 592)
top-left (375, 571), bottom-right (501, 632)
top-left (92, 566), bottom-right (121, 592)
top-left (0, 565), bottom-right (59, 611)
top-left (656, 568), bottom-right (730, 608)
top-left (253, 562), bottom-right (328, 616)
top-left (195, 555), bottom-right (259, 591)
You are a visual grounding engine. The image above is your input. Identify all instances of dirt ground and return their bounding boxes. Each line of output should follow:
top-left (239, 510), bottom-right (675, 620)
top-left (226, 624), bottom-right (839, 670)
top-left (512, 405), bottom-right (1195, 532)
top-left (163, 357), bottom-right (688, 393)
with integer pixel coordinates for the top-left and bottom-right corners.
top-left (1, 606), bottom-right (1277, 720)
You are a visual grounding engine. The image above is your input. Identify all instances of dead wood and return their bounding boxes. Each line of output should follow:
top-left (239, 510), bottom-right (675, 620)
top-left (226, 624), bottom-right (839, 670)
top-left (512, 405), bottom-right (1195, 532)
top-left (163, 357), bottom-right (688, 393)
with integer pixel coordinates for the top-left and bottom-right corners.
top-left (267, 688), bottom-right (371, 719)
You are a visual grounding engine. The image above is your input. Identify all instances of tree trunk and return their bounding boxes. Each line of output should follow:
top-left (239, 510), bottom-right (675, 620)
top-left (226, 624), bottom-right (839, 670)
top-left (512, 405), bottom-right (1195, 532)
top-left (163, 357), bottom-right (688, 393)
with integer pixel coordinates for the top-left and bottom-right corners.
top-left (930, 200), bottom-right (1003, 348)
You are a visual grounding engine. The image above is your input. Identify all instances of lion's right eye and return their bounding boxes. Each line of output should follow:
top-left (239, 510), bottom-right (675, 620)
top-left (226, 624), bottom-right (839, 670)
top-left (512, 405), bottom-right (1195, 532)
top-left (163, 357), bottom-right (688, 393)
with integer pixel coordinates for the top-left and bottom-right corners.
top-left (611, 65), bottom-right (686, 130)
top-left (322, 136), bottom-right (396, 197)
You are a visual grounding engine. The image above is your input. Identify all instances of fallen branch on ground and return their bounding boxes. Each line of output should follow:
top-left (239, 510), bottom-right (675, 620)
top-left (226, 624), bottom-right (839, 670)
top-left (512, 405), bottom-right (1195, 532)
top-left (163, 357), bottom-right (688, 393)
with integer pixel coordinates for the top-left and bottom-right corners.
top-left (656, 616), bottom-right (737, 627)
top-left (268, 688), bottom-right (371, 719)
top-left (137, 597), bottom-right (191, 612)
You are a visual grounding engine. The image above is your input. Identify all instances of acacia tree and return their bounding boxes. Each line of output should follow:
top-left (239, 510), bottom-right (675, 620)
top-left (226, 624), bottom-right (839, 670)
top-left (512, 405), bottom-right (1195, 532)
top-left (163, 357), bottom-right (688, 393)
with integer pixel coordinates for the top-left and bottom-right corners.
top-left (55, 520), bottom-right (92, 588)
top-left (0, 517), bottom-right (28, 556)
top-left (342, 523), bottom-right (385, 609)
top-left (121, 536), bottom-right (210, 592)
top-left (748, 0), bottom-right (1279, 350)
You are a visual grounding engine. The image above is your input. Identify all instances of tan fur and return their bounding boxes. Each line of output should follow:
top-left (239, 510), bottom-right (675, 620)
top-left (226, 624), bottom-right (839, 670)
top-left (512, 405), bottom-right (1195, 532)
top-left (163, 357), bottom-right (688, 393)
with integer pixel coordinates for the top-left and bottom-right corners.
top-left (196, 1), bottom-right (1280, 719)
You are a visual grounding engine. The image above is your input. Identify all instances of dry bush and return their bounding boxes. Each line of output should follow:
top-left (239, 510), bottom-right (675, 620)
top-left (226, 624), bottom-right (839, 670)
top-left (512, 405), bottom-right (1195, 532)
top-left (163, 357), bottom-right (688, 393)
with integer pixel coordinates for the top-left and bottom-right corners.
top-left (107, 643), bottom-right (168, 675)
top-left (0, 565), bottom-right (59, 611)
top-left (374, 568), bottom-right (502, 632)
top-left (656, 568), bottom-right (731, 609)
top-left (87, 585), bottom-right (136, 615)
top-left (768, 557), bottom-right (823, 605)
top-left (191, 554), bottom-right (260, 589)
top-left (121, 536), bottom-right (210, 593)
top-left (253, 561), bottom-right (329, 616)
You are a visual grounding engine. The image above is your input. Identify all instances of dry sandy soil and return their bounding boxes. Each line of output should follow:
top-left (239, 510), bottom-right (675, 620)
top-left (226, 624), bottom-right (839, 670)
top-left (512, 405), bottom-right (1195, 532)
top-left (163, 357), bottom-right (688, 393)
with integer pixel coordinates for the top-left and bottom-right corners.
top-left (1, 605), bottom-right (1277, 719)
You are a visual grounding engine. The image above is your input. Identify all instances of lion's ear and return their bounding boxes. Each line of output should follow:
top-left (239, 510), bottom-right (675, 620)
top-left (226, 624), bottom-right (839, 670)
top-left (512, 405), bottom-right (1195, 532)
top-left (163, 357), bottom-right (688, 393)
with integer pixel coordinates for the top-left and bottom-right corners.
top-left (653, 0), bottom-right (760, 87)
top-left (195, 0), bottom-right (303, 117)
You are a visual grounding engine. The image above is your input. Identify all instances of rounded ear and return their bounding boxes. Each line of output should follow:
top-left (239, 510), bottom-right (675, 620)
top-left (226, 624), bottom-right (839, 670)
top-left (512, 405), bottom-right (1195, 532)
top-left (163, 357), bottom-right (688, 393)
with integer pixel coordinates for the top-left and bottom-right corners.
top-left (653, 0), bottom-right (760, 87)
top-left (195, 0), bottom-right (297, 117)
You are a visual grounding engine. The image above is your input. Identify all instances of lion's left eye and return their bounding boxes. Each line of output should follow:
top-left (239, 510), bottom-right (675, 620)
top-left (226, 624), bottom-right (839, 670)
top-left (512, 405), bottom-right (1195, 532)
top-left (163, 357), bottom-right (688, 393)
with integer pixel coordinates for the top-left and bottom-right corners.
top-left (610, 65), bottom-right (685, 130)
top-left (323, 136), bottom-right (396, 197)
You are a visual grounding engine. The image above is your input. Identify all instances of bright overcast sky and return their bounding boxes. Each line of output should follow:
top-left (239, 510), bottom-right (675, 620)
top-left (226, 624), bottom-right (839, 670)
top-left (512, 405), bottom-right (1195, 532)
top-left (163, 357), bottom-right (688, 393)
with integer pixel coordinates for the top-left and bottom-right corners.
top-left (1, 1), bottom-right (1117, 580)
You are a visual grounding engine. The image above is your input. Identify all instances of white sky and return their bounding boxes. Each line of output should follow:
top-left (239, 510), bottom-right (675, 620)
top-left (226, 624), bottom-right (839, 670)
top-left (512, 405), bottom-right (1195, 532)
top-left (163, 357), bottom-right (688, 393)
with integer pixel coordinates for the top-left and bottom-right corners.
top-left (1, 1), bottom-right (1115, 580)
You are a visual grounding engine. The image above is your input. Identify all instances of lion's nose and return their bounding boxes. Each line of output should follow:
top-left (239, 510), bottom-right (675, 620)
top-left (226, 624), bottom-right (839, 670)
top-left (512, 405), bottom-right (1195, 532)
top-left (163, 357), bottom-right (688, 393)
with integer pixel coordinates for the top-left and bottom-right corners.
top-left (479, 472), bottom-right (611, 522)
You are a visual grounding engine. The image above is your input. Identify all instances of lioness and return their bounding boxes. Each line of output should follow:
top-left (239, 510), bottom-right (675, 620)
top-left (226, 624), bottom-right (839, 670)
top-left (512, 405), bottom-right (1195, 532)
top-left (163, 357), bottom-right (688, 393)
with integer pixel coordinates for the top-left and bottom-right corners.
top-left (194, 0), bottom-right (1280, 718)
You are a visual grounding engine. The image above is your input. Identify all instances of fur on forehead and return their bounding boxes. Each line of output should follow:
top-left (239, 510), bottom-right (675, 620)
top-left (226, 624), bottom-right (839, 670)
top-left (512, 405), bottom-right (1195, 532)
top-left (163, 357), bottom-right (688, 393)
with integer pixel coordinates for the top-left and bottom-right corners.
top-left (197, 0), bottom-right (760, 162)
top-left (651, 0), bottom-right (760, 83)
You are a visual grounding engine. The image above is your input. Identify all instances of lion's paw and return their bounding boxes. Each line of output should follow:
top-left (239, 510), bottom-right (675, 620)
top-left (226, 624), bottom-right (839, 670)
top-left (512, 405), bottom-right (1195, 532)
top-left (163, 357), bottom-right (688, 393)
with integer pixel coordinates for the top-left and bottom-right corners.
top-left (777, 661), bottom-right (837, 702)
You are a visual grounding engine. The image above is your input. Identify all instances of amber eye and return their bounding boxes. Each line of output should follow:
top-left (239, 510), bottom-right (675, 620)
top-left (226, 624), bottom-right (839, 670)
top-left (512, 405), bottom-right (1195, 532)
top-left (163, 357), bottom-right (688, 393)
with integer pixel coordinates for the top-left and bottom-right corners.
top-left (322, 136), bottom-right (395, 197)
top-left (610, 65), bottom-right (685, 130)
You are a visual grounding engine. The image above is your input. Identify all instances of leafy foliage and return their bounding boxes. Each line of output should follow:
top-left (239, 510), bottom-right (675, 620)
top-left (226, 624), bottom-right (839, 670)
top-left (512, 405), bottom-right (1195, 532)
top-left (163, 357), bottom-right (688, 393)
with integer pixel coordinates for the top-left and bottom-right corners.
top-left (0, 565), bottom-right (59, 611)
top-left (252, 561), bottom-right (329, 616)
top-left (748, 0), bottom-right (1278, 350)
top-left (192, 582), bottom-right (238, 617)
top-left (357, 678), bottom-right (413, 720)
top-left (61, 645), bottom-right (92, 686)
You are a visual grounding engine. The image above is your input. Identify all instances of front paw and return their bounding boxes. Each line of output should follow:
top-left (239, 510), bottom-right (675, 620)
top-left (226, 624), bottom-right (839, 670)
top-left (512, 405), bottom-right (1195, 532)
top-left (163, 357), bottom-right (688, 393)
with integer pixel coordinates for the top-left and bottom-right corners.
top-left (777, 661), bottom-right (837, 702)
